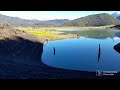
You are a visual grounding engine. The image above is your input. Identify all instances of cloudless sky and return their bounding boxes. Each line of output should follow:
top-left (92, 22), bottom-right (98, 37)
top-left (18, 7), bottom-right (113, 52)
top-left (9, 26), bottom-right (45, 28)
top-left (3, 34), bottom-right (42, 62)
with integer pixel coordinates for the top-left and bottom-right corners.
top-left (0, 11), bottom-right (119, 20)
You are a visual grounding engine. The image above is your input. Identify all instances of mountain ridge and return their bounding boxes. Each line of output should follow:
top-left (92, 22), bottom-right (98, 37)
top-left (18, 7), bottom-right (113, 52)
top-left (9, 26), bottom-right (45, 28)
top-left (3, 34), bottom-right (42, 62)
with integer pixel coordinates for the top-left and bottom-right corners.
top-left (0, 14), bottom-right (70, 27)
top-left (64, 13), bottom-right (120, 26)
top-left (1, 12), bottom-right (120, 27)
top-left (111, 12), bottom-right (120, 18)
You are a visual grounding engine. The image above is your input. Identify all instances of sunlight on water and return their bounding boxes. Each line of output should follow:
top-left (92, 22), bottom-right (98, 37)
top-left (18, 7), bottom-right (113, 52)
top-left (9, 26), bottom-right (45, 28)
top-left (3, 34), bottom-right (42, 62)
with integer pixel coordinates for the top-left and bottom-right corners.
top-left (42, 30), bottom-right (120, 72)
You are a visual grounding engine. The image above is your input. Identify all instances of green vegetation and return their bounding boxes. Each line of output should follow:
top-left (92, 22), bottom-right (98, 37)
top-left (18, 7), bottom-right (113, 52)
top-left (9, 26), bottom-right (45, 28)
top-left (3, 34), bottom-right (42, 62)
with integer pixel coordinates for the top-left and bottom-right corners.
top-left (0, 14), bottom-right (70, 27)
top-left (15, 26), bottom-right (119, 40)
top-left (64, 13), bottom-right (120, 27)
top-left (1, 13), bottom-right (120, 28)
top-left (16, 27), bottom-right (76, 41)
top-left (63, 30), bottom-right (119, 39)
top-left (15, 25), bottom-right (113, 31)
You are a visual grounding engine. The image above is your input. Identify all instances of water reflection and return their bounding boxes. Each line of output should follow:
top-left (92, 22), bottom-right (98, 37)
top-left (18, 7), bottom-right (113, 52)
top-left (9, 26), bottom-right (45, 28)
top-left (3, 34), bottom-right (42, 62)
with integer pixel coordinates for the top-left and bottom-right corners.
top-left (111, 32), bottom-right (120, 53)
top-left (53, 47), bottom-right (56, 55)
top-left (43, 39), bottom-right (49, 47)
top-left (43, 42), bottom-right (48, 47)
top-left (42, 30), bottom-right (120, 72)
top-left (58, 29), bottom-right (120, 39)
top-left (98, 44), bottom-right (101, 63)
top-left (110, 32), bottom-right (120, 40)
top-left (77, 34), bottom-right (80, 39)
top-left (114, 43), bottom-right (120, 54)
top-left (115, 32), bottom-right (120, 37)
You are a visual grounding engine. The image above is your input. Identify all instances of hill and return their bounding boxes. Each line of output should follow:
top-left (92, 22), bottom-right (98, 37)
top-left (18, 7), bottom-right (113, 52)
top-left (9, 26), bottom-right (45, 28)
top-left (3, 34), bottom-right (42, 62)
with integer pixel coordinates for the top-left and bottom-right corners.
top-left (117, 16), bottom-right (120, 20)
top-left (39, 19), bottom-right (70, 25)
top-left (0, 23), bottom-right (94, 79)
top-left (64, 13), bottom-right (120, 27)
top-left (111, 12), bottom-right (120, 18)
top-left (0, 14), bottom-right (70, 27)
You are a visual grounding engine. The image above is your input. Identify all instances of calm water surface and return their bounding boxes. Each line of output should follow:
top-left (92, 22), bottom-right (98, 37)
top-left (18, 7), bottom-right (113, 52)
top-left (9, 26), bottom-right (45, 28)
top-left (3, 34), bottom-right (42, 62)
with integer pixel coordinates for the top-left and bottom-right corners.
top-left (42, 30), bottom-right (120, 72)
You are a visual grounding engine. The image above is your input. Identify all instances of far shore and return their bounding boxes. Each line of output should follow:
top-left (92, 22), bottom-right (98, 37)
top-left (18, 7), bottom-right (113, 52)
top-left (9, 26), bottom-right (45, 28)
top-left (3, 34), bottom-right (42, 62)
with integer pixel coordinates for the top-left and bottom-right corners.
top-left (15, 25), bottom-right (115, 31)
top-left (14, 25), bottom-right (117, 41)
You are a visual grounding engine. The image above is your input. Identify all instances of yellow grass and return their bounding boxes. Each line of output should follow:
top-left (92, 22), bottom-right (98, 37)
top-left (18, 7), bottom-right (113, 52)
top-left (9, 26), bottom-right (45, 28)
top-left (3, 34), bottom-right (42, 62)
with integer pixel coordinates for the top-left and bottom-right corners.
top-left (14, 25), bottom-right (113, 41)
top-left (15, 27), bottom-right (77, 41)
top-left (0, 34), bottom-right (10, 40)
top-left (15, 25), bottom-right (113, 31)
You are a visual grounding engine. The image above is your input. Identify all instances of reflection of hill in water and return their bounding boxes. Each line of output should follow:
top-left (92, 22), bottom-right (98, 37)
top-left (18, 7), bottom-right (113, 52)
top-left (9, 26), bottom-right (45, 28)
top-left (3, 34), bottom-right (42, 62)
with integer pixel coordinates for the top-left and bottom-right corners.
top-left (108, 32), bottom-right (120, 40)
top-left (60, 29), bottom-right (120, 39)
top-left (112, 32), bottom-right (120, 54)
top-left (115, 32), bottom-right (120, 37)
top-left (114, 43), bottom-right (120, 54)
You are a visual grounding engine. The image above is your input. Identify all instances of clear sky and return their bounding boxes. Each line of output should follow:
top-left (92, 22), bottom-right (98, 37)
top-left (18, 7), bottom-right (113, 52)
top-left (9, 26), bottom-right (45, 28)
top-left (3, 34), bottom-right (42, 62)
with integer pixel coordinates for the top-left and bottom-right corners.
top-left (0, 11), bottom-right (119, 20)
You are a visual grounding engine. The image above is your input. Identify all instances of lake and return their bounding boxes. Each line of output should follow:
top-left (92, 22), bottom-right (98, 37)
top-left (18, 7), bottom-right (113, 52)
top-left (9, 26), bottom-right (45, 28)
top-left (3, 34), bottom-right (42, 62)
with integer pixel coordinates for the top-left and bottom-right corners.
top-left (42, 29), bottom-right (120, 72)
top-left (57, 29), bottom-right (120, 39)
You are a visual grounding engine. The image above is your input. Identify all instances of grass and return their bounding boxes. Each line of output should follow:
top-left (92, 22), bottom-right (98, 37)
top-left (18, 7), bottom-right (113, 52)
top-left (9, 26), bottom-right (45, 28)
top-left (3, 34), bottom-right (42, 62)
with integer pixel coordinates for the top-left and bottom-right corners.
top-left (49, 26), bottom-right (107, 30)
top-left (0, 34), bottom-right (10, 40)
top-left (14, 25), bottom-right (115, 40)
top-left (15, 27), bottom-right (77, 41)
top-left (15, 25), bottom-right (113, 31)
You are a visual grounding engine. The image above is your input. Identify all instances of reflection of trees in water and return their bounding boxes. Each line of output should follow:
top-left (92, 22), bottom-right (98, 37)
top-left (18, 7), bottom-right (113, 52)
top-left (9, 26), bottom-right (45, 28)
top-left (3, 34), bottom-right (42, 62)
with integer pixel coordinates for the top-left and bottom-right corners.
top-left (111, 32), bottom-right (120, 54)
top-left (115, 32), bottom-right (120, 37)
top-left (53, 47), bottom-right (55, 55)
top-left (98, 44), bottom-right (101, 63)
top-left (109, 32), bottom-right (120, 42)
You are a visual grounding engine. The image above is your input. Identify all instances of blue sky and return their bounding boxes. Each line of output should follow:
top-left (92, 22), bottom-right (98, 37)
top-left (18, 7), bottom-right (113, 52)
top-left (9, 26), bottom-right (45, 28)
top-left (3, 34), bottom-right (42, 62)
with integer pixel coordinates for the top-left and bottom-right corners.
top-left (0, 11), bottom-right (119, 20)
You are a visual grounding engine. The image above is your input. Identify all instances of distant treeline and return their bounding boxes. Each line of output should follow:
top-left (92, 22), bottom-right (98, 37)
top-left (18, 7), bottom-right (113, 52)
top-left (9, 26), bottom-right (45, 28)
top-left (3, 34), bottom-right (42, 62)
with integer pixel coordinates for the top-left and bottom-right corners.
top-left (0, 14), bottom-right (70, 27)
top-left (0, 13), bottom-right (120, 27)
top-left (64, 13), bottom-right (120, 26)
